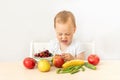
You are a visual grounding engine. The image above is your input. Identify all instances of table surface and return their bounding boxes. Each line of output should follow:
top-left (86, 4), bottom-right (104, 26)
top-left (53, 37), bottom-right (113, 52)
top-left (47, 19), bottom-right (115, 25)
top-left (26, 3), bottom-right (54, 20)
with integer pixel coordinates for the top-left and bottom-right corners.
top-left (0, 60), bottom-right (120, 80)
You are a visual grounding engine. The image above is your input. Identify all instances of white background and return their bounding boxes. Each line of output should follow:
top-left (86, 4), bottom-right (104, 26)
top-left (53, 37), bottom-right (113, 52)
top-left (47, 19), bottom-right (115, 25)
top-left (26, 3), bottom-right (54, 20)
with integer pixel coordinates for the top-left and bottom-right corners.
top-left (0, 0), bottom-right (120, 62)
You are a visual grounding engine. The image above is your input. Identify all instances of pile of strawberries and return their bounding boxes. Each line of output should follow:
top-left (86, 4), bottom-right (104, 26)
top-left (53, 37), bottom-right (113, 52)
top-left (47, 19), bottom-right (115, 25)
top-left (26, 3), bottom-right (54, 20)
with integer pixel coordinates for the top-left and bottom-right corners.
top-left (34, 50), bottom-right (52, 58)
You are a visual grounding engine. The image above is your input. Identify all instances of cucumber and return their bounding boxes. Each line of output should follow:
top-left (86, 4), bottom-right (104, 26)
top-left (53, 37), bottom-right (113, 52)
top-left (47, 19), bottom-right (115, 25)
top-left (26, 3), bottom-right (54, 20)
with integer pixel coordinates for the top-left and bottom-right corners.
top-left (84, 62), bottom-right (96, 70)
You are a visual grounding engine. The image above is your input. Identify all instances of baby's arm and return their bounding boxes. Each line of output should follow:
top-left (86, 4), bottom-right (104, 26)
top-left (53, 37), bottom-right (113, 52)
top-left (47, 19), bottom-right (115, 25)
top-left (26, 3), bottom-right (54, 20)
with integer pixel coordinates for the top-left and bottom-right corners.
top-left (75, 51), bottom-right (85, 60)
top-left (61, 52), bottom-right (85, 61)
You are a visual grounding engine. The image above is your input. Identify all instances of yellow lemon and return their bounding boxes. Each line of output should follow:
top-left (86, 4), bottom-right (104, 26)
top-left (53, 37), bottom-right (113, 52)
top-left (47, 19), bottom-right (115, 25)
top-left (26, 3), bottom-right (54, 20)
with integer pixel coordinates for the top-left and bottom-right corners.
top-left (38, 59), bottom-right (51, 72)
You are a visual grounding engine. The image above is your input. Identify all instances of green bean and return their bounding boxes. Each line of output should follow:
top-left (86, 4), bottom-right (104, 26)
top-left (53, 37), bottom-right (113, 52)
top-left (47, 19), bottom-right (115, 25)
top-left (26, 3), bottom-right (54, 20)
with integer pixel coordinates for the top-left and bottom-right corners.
top-left (84, 62), bottom-right (96, 70)
top-left (61, 66), bottom-right (75, 73)
top-left (74, 65), bottom-right (82, 70)
top-left (80, 66), bottom-right (85, 71)
top-left (70, 69), bottom-right (80, 74)
top-left (56, 68), bottom-right (62, 74)
top-left (56, 65), bottom-right (82, 74)
top-left (62, 65), bottom-right (75, 71)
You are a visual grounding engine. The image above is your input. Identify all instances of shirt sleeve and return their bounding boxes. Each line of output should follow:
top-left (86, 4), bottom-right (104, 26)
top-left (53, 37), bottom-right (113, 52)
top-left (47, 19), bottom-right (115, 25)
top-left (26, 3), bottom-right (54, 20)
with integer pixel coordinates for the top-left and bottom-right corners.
top-left (75, 42), bottom-right (86, 55)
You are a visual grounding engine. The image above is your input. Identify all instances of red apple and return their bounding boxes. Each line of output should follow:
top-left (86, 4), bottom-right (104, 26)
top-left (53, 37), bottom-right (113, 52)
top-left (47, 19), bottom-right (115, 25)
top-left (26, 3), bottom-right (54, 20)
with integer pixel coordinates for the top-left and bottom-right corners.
top-left (23, 57), bottom-right (36, 69)
top-left (88, 54), bottom-right (100, 65)
top-left (53, 55), bottom-right (64, 68)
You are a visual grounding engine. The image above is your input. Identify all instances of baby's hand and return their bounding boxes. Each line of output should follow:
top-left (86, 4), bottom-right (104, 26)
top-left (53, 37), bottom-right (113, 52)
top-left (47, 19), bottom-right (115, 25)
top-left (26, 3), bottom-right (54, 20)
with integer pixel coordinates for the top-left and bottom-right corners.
top-left (61, 53), bottom-right (74, 61)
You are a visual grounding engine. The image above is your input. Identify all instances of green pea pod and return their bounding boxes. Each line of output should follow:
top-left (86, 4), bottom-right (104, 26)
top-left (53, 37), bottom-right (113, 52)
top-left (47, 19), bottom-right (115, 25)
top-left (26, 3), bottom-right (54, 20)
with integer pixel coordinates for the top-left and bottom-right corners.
top-left (84, 62), bottom-right (96, 70)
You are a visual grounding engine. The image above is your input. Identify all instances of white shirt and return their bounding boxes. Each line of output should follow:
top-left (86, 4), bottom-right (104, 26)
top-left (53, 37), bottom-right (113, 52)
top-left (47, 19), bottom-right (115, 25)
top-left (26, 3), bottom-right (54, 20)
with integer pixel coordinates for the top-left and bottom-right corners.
top-left (48, 38), bottom-right (85, 57)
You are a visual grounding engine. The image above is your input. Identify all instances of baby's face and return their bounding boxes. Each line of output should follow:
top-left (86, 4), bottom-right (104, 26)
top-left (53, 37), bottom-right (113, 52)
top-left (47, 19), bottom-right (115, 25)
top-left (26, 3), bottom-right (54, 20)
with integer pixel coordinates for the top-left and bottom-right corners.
top-left (55, 18), bottom-right (76, 46)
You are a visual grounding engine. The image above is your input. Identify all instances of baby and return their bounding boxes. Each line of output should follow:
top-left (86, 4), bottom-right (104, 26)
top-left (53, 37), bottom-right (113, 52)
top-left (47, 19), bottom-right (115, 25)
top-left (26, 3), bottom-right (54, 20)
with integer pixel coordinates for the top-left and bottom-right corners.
top-left (48, 10), bottom-right (85, 61)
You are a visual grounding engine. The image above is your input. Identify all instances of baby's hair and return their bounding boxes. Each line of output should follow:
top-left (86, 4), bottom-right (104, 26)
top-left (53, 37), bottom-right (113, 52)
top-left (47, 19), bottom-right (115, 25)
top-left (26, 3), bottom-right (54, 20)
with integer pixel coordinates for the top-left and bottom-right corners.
top-left (54, 10), bottom-right (76, 28)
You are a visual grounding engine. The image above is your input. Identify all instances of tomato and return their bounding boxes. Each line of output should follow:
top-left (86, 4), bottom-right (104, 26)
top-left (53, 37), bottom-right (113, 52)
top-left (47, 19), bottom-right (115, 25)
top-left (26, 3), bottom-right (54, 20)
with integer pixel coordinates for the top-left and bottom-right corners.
top-left (87, 54), bottom-right (100, 65)
top-left (23, 57), bottom-right (36, 69)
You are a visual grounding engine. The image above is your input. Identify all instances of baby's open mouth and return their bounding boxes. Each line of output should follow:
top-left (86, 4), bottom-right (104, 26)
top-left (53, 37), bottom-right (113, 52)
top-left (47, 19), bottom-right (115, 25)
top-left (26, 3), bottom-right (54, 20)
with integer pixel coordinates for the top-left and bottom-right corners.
top-left (61, 40), bottom-right (68, 43)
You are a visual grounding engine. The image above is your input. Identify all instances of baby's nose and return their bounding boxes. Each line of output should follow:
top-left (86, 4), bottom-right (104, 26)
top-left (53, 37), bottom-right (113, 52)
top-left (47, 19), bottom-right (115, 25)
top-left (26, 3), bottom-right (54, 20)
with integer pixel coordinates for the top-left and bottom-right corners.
top-left (61, 35), bottom-right (67, 39)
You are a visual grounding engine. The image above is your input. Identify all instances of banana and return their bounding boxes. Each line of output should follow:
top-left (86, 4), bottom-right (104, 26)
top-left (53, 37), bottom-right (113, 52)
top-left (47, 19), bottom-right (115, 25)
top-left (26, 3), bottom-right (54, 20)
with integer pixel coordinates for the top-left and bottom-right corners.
top-left (62, 59), bottom-right (84, 68)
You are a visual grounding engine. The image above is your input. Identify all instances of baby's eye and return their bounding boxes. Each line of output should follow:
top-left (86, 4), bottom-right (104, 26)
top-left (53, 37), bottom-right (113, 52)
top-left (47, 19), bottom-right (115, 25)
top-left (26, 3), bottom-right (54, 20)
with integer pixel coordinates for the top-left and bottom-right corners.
top-left (65, 33), bottom-right (70, 36)
top-left (58, 33), bottom-right (62, 36)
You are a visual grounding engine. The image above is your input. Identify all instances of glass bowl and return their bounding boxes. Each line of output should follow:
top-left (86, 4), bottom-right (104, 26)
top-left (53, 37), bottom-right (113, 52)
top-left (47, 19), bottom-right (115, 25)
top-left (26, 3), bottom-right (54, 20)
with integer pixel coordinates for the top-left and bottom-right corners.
top-left (34, 56), bottom-right (53, 62)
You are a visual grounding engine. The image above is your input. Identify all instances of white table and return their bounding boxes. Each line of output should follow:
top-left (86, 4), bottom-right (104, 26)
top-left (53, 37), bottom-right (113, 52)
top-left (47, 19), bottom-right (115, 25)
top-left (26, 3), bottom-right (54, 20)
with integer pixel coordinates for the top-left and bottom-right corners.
top-left (0, 60), bottom-right (120, 80)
